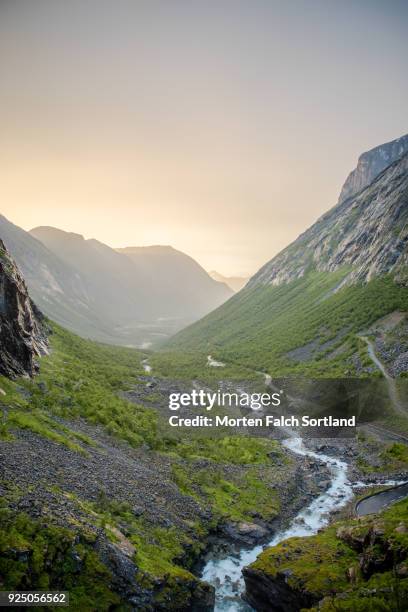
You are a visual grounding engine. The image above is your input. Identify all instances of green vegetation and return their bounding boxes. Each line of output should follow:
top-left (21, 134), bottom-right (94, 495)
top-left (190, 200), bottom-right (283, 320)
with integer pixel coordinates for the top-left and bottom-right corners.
top-left (166, 272), bottom-right (408, 377)
top-left (149, 349), bottom-right (262, 382)
top-left (0, 507), bottom-right (121, 611)
top-left (356, 438), bottom-right (408, 474)
top-left (7, 411), bottom-right (86, 454)
top-left (170, 438), bottom-right (285, 523)
top-left (168, 435), bottom-right (281, 464)
top-left (250, 498), bottom-right (408, 611)
top-left (0, 322), bottom-right (289, 467)
top-left (0, 323), bottom-right (161, 450)
top-left (0, 322), bottom-right (293, 607)
top-left (172, 463), bottom-right (281, 523)
top-left (164, 437), bottom-right (286, 523)
top-left (381, 442), bottom-right (408, 467)
top-left (92, 496), bottom-right (202, 578)
top-left (253, 527), bottom-right (355, 594)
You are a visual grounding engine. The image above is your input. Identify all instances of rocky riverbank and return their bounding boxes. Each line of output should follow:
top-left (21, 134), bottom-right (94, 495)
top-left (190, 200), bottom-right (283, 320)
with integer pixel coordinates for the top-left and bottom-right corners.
top-left (198, 432), bottom-right (408, 611)
top-left (241, 434), bottom-right (408, 612)
top-left (243, 496), bottom-right (408, 611)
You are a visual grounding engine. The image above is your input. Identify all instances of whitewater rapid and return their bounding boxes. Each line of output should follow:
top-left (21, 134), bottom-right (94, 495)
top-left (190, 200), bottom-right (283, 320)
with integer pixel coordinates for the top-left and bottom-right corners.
top-left (201, 437), bottom-right (354, 611)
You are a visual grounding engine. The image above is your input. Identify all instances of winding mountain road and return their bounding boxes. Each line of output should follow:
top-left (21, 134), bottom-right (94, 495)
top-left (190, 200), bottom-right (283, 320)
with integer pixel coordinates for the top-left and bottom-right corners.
top-left (360, 336), bottom-right (405, 416)
top-left (356, 482), bottom-right (408, 516)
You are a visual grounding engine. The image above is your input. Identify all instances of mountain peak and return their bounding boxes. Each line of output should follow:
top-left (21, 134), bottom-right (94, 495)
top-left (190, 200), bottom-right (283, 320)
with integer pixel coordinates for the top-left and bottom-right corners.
top-left (338, 133), bottom-right (408, 203)
top-left (209, 270), bottom-right (249, 292)
top-left (250, 151), bottom-right (408, 289)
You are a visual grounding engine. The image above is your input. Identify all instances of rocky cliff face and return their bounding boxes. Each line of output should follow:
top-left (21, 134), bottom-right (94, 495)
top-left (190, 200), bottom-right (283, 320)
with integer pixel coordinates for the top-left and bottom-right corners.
top-left (250, 151), bottom-right (408, 289)
top-left (338, 133), bottom-right (408, 203)
top-left (0, 239), bottom-right (48, 377)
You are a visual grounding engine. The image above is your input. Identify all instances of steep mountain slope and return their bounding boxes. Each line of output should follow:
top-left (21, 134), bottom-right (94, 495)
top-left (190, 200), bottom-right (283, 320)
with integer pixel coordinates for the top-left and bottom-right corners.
top-left (30, 226), bottom-right (154, 324)
top-left (251, 151), bottom-right (408, 288)
top-left (0, 217), bottom-right (231, 346)
top-left (338, 133), bottom-right (408, 203)
top-left (0, 239), bottom-right (48, 377)
top-left (117, 245), bottom-right (232, 317)
top-left (0, 215), bottom-right (118, 342)
top-left (167, 151), bottom-right (408, 376)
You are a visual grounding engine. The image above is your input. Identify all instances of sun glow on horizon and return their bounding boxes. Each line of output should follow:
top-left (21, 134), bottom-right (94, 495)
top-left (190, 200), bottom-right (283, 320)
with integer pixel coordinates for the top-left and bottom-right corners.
top-left (1, 1), bottom-right (407, 277)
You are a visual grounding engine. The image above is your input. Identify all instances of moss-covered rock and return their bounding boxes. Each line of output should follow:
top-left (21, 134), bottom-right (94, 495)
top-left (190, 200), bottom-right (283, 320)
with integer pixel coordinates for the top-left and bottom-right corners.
top-left (0, 510), bottom-right (121, 611)
top-left (243, 499), bottom-right (408, 611)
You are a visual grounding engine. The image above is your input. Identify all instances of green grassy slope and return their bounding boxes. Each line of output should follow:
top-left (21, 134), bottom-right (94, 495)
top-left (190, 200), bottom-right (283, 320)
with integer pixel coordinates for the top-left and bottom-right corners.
top-left (166, 272), bottom-right (408, 377)
top-left (0, 323), bottom-right (157, 449)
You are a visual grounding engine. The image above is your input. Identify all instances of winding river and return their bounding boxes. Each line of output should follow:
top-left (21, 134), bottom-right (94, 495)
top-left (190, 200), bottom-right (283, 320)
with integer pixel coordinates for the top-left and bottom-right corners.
top-left (201, 437), bottom-right (356, 611)
top-left (141, 355), bottom-right (407, 609)
top-left (201, 435), bottom-right (408, 610)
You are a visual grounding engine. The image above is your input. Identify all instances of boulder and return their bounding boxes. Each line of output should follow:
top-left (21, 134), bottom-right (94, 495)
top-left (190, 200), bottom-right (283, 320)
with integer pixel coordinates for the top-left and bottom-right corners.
top-left (243, 567), bottom-right (315, 612)
top-left (224, 521), bottom-right (269, 544)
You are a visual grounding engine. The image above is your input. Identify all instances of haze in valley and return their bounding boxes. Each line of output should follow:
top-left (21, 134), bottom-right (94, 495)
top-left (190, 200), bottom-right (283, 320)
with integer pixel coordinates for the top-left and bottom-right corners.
top-left (0, 0), bottom-right (407, 276)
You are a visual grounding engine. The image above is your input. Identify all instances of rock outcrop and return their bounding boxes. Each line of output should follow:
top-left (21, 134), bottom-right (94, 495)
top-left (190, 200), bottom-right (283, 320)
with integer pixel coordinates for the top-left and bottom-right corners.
top-left (250, 150), bottom-right (408, 289)
top-left (338, 133), bottom-right (408, 203)
top-left (243, 508), bottom-right (408, 612)
top-left (0, 239), bottom-right (48, 377)
top-left (243, 566), bottom-right (314, 612)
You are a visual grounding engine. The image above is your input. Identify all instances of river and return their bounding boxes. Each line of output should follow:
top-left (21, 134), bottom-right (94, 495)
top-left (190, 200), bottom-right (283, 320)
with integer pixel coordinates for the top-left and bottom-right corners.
top-left (201, 435), bottom-right (408, 610)
top-left (141, 354), bottom-right (406, 608)
top-left (142, 358), bottom-right (152, 373)
top-left (201, 437), bottom-right (354, 611)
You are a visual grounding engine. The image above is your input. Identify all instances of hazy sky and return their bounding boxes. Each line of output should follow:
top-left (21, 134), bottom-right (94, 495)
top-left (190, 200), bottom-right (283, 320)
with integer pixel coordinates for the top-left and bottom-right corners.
top-left (0, 1), bottom-right (407, 276)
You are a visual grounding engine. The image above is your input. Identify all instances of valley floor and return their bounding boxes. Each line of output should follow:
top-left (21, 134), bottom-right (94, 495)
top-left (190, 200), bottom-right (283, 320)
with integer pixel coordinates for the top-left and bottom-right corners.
top-left (0, 324), bottom-right (408, 611)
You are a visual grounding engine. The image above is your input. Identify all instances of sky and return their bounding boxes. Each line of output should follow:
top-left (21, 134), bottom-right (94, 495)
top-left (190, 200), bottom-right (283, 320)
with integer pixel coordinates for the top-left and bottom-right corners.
top-left (0, 1), bottom-right (407, 277)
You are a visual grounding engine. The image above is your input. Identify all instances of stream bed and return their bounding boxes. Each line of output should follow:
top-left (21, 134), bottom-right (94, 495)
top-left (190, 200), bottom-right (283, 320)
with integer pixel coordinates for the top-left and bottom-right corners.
top-left (201, 436), bottom-right (354, 611)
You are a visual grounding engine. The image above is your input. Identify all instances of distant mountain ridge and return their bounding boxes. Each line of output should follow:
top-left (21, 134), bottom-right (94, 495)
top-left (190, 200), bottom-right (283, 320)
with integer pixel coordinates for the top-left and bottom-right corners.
top-left (29, 226), bottom-right (154, 325)
top-left (0, 218), bottom-right (232, 346)
top-left (208, 271), bottom-right (248, 292)
top-left (116, 245), bottom-right (232, 322)
top-left (0, 216), bottom-right (100, 339)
